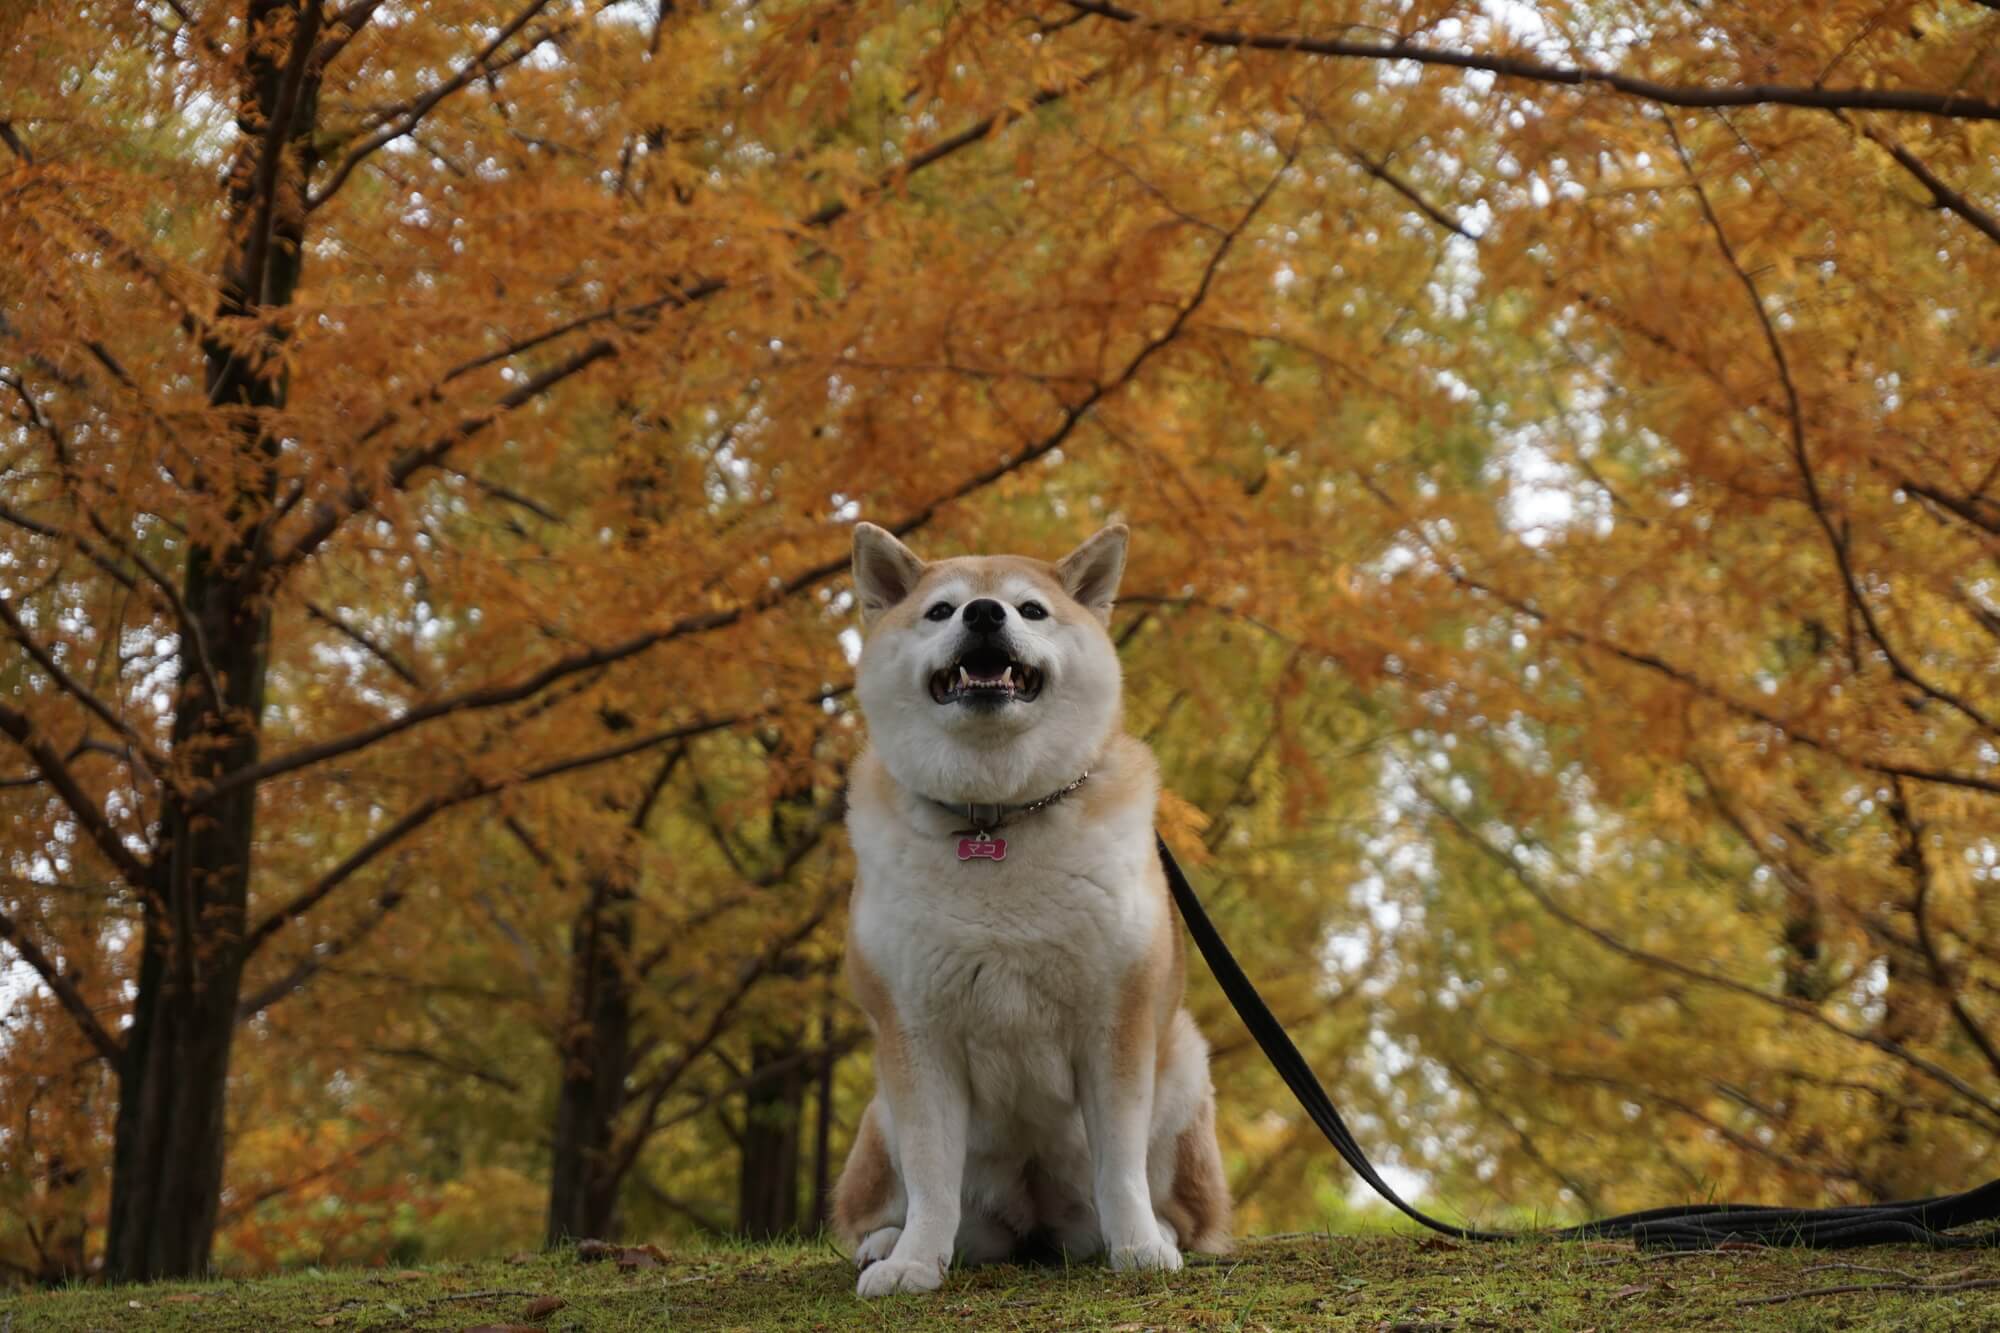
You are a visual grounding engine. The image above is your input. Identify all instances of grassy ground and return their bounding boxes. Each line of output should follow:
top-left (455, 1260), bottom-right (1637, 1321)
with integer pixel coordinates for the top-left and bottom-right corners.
top-left (5, 1234), bottom-right (1999, 1331)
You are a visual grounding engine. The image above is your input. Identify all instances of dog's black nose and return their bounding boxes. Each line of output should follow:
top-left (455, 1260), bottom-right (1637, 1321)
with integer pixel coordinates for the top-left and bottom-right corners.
top-left (962, 598), bottom-right (1007, 634)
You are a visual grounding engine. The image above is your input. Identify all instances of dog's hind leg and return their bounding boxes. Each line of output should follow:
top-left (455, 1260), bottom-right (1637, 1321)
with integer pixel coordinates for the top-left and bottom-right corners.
top-left (854, 1226), bottom-right (902, 1268)
top-left (1149, 1019), bottom-right (1232, 1255)
top-left (833, 1099), bottom-right (905, 1266)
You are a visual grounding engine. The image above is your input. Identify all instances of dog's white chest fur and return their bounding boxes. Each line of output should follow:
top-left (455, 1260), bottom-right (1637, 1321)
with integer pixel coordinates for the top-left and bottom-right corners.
top-left (849, 779), bottom-right (1161, 1129)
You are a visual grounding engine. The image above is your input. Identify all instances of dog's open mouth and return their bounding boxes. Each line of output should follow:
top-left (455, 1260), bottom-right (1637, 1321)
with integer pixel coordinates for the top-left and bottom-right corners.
top-left (929, 643), bottom-right (1044, 705)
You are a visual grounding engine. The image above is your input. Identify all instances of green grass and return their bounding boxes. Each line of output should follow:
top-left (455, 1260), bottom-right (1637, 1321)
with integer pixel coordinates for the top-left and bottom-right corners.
top-left (5, 1235), bottom-right (1998, 1331)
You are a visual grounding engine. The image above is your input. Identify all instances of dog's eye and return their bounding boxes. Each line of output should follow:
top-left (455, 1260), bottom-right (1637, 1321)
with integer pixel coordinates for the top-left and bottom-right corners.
top-left (1018, 601), bottom-right (1048, 621)
top-left (924, 601), bottom-right (955, 622)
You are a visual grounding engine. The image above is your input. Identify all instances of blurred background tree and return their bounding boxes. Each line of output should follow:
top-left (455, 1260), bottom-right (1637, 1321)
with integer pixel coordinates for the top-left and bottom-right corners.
top-left (1, 0), bottom-right (1996, 1281)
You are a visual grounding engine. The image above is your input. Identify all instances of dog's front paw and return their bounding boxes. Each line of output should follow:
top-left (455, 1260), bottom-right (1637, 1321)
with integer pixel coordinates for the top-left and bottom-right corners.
top-left (856, 1255), bottom-right (946, 1297)
top-left (1108, 1239), bottom-right (1183, 1273)
top-left (854, 1226), bottom-right (902, 1269)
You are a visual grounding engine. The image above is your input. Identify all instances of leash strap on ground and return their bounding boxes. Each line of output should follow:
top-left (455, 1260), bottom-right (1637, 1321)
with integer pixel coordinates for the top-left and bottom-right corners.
top-left (1156, 835), bottom-right (2000, 1250)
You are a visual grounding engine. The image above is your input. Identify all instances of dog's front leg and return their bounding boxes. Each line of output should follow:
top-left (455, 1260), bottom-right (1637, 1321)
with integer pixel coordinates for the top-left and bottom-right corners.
top-left (857, 1035), bottom-right (968, 1297)
top-left (1080, 1015), bottom-right (1182, 1271)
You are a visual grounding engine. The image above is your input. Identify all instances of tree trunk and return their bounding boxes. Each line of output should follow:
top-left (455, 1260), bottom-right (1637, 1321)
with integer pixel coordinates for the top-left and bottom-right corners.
top-left (545, 868), bottom-right (636, 1244)
top-left (103, 0), bottom-right (320, 1280)
top-left (107, 531), bottom-right (280, 1278)
top-left (736, 1035), bottom-right (806, 1238)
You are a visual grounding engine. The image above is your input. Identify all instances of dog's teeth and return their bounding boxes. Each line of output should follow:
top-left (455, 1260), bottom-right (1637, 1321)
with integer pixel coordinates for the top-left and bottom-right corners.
top-left (1001, 666), bottom-right (1013, 688)
top-left (958, 665), bottom-right (970, 689)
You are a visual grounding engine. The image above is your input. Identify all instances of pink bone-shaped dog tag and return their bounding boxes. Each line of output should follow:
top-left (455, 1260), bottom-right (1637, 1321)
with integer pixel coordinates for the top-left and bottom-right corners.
top-left (956, 836), bottom-right (1007, 862)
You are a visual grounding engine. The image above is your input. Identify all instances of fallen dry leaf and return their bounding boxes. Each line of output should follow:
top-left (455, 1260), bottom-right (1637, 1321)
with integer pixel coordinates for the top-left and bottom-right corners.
top-left (523, 1294), bottom-right (566, 1319)
top-left (313, 1317), bottom-right (339, 1329)
top-left (1609, 1283), bottom-right (1649, 1299)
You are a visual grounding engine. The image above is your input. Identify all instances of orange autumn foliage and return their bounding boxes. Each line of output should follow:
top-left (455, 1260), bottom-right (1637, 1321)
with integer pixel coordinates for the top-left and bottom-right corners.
top-left (1, 0), bottom-right (1997, 1277)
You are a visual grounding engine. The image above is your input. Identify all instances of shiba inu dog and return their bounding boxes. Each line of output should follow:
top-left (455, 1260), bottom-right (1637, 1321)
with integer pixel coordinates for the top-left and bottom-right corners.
top-left (830, 522), bottom-right (1231, 1297)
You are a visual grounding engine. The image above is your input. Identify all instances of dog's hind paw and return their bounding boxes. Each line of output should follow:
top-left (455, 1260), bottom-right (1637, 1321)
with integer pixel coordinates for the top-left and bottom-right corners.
top-left (856, 1254), bottom-right (946, 1297)
top-left (854, 1226), bottom-right (902, 1269)
top-left (1108, 1239), bottom-right (1183, 1273)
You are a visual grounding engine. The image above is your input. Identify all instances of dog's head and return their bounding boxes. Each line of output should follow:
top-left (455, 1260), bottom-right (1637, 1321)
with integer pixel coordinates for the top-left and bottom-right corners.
top-left (850, 523), bottom-right (1128, 805)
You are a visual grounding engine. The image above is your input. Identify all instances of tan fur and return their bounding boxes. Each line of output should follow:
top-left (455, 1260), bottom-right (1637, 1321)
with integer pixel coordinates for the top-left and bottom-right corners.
top-left (1158, 1094), bottom-right (1233, 1254)
top-left (1111, 870), bottom-right (1182, 1083)
top-left (844, 924), bottom-right (908, 1096)
top-left (832, 1100), bottom-right (899, 1244)
top-left (833, 913), bottom-right (912, 1248)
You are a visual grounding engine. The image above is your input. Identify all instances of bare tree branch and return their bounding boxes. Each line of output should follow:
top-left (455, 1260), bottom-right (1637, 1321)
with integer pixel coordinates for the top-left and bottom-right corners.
top-left (364, 1043), bottom-right (523, 1093)
top-left (0, 906), bottom-right (123, 1061)
top-left (1334, 140), bottom-right (1479, 241)
top-left (265, 333), bottom-right (626, 574)
top-left (0, 120), bottom-right (32, 164)
top-left (0, 595), bottom-right (167, 779)
top-left (215, 1132), bottom-right (394, 1223)
top-left (238, 691), bottom-right (843, 956)
top-left (645, 1031), bottom-right (865, 1138)
top-left (314, 0), bottom-right (389, 68)
top-left (1437, 1055), bottom-right (1605, 1214)
top-left (801, 67), bottom-right (1108, 228)
top-left (0, 701), bottom-right (152, 889)
top-left (237, 873), bottom-right (410, 1019)
top-left (0, 373), bottom-right (225, 708)
top-left (1063, 0), bottom-right (2000, 123)
top-left (448, 466), bottom-right (565, 526)
top-left (1901, 479), bottom-right (2000, 536)
top-left (1848, 119), bottom-right (2000, 247)
top-left (0, 501), bottom-right (141, 591)
top-left (307, 0), bottom-right (563, 210)
top-left (302, 600), bottom-right (425, 689)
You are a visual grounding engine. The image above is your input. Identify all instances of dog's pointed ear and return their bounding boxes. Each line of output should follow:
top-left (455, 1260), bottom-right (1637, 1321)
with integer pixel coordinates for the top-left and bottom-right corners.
top-left (1056, 524), bottom-right (1128, 624)
top-left (852, 522), bottom-right (927, 624)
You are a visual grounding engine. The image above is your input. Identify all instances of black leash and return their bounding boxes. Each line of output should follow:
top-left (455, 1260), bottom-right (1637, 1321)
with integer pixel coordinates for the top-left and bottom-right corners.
top-left (1157, 835), bottom-right (2000, 1249)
